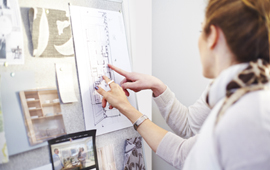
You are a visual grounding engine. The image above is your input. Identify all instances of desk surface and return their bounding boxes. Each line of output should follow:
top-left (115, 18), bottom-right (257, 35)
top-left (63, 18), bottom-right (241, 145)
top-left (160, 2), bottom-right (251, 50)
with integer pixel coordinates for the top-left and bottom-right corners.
top-left (64, 162), bottom-right (82, 170)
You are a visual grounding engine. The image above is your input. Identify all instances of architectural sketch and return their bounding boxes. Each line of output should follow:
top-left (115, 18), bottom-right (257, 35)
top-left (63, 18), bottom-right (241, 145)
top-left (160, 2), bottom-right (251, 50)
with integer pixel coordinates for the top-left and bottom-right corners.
top-left (85, 12), bottom-right (120, 125)
top-left (70, 6), bottom-right (137, 135)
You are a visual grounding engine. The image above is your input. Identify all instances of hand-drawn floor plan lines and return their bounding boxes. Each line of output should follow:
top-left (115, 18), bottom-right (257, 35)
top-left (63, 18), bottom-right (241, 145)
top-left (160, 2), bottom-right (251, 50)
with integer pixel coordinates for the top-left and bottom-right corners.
top-left (83, 11), bottom-right (121, 126)
top-left (70, 6), bottom-right (137, 135)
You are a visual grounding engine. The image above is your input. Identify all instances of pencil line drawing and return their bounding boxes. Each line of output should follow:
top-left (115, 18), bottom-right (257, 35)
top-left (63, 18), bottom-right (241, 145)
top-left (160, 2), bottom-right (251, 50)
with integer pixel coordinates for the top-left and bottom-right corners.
top-left (84, 11), bottom-right (120, 126)
top-left (70, 6), bottom-right (136, 135)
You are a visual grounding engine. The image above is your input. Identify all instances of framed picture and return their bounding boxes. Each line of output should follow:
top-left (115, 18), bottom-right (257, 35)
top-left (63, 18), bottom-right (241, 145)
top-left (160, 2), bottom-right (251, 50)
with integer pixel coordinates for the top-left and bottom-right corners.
top-left (48, 130), bottom-right (99, 170)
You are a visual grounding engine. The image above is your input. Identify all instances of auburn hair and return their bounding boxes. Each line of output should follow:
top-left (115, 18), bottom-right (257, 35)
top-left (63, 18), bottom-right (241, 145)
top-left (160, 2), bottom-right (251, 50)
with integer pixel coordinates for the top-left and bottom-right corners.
top-left (204, 0), bottom-right (270, 63)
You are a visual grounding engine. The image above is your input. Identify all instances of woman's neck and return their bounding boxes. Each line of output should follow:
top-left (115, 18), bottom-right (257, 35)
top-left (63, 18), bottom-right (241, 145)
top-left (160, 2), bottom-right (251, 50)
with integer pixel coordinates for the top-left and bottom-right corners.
top-left (212, 39), bottom-right (239, 78)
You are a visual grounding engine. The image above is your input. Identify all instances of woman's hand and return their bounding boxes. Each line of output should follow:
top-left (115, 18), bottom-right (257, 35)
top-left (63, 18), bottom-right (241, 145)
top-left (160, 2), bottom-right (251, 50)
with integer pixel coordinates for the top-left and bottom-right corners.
top-left (96, 76), bottom-right (168, 154)
top-left (95, 75), bottom-right (135, 116)
top-left (108, 64), bottom-right (167, 97)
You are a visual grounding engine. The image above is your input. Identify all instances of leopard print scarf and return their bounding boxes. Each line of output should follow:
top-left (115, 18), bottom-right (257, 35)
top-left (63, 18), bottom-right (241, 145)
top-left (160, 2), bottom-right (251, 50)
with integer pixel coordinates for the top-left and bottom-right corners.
top-left (206, 59), bottom-right (270, 126)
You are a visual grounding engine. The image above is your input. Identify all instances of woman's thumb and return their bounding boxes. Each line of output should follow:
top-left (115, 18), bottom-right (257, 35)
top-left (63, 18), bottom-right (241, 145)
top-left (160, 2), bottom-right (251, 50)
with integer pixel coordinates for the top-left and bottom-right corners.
top-left (121, 82), bottom-right (137, 90)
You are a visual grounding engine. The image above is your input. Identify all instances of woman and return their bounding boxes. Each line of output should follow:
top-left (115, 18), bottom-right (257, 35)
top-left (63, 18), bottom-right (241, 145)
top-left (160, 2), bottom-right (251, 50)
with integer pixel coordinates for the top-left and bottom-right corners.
top-left (77, 148), bottom-right (86, 167)
top-left (77, 148), bottom-right (81, 161)
top-left (95, 0), bottom-right (270, 169)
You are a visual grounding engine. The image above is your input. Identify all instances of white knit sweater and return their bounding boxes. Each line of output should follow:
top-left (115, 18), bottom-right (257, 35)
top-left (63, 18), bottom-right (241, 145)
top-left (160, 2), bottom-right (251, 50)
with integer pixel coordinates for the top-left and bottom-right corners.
top-left (154, 63), bottom-right (270, 170)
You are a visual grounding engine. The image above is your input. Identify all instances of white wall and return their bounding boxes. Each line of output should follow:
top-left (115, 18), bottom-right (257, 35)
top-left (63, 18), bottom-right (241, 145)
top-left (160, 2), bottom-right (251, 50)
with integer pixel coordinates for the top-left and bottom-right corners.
top-left (152, 0), bottom-right (209, 169)
top-left (122, 1), bottom-right (152, 170)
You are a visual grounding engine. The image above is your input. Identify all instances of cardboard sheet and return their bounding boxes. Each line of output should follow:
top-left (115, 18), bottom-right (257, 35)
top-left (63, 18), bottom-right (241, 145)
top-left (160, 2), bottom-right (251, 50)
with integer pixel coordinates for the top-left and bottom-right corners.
top-left (1, 71), bottom-right (47, 156)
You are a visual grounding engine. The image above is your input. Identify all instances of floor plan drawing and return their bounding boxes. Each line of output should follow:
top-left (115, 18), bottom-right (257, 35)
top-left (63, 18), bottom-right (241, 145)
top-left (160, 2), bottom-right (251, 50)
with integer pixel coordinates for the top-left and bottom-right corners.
top-left (70, 6), bottom-right (137, 135)
top-left (85, 11), bottom-right (120, 125)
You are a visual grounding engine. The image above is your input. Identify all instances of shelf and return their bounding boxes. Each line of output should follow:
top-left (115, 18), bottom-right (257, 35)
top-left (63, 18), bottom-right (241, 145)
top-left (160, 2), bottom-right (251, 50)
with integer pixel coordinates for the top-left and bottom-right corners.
top-left (42, 103), bottom-right (60, 107)
top-left (20, 89), bottom-right (66, 145)
top-left (29, 108), bottom-right (42, 112)
top-left (25, 91), bottom-right (39, 100)
top-left (27, 99), bottom-right (40, 103)
top-left (31, 114), bottom-right (63, 120)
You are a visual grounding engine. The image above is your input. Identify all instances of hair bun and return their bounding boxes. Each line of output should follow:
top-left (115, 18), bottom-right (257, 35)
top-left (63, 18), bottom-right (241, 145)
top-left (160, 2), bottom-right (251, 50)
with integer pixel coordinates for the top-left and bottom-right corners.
top-left (242, 0), bottom-right (269, 21)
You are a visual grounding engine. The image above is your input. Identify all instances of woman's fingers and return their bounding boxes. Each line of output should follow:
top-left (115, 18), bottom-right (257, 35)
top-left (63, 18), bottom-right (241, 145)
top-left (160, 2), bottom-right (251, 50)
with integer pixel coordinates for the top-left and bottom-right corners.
top-left (95, 86), bottom-right (107, 98)
top-left (124, 89), bottom-right (130, 96)
top-left (102, 75), bottom-right (112, 84)
top-left (120, 78), bottom-right (130, 96)
top-left (102, 96), bottom-right (107, 108)
top-left (122, 81), bottom-right (138, 90)
top-left (96, 86), bottom-right (110, 108)
top-left (108, 64), bottom-right (130, 77)
top-left (95, 75), bottom-right (132, 113)
top-left (120, 78), bottom-right (127, 86)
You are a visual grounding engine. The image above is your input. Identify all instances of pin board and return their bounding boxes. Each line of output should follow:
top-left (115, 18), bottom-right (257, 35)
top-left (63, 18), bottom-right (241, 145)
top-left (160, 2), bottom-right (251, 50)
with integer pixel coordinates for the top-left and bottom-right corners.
top-left (0, 0), bottom-right (141, 170)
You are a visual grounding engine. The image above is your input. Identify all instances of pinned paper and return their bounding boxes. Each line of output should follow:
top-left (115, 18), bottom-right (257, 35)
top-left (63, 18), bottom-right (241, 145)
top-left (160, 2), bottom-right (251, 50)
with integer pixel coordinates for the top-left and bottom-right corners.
top-left (55, 63), bottom-right (78, 103)
top-left (0, 0), bottom-right (24, 65)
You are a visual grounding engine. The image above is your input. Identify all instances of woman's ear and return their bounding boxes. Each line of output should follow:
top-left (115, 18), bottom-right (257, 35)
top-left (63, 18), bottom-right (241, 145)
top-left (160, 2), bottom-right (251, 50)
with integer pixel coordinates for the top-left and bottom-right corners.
top-left (207, 25), bottom-right (219, 49)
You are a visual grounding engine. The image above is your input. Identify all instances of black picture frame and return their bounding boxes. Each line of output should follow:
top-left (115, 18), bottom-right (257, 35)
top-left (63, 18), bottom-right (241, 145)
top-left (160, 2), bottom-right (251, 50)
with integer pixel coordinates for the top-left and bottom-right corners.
top-left (48, 130), bottom-right (99, 170)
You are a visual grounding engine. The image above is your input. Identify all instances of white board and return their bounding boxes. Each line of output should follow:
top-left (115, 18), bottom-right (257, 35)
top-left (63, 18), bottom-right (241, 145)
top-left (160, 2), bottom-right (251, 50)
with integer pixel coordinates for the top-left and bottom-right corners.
top-left (70, 5), bottom-right (137, 135)
top-left (1, 71), bottom-right (47, 156)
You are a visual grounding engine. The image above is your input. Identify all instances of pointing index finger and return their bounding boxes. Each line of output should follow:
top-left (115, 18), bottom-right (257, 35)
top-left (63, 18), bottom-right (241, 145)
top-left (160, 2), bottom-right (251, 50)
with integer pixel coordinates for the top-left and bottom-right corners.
top-left (102, 75), bottom-right (111, 84)
top-left (108, 64), bottom-right (129, 77)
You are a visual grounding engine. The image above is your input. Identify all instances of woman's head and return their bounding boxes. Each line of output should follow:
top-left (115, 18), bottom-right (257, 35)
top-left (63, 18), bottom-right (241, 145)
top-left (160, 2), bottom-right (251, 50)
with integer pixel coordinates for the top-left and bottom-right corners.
top-left (199, 0), bottom-right (270, 78)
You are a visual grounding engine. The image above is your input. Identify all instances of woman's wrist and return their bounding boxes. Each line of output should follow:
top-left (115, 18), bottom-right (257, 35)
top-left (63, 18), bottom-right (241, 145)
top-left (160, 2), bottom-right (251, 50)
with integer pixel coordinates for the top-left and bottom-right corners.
top-left (151, 79), bottom-right (167, 97)
top-left (120, 104), bottom-right (143, 124)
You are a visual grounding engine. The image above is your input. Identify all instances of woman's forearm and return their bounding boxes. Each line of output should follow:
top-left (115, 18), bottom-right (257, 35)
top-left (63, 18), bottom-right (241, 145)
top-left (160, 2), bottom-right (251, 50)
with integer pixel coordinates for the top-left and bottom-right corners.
top-left (137, 119), bottom-right (168, 153)
top-left (153, 86), bottom-right (211, 138)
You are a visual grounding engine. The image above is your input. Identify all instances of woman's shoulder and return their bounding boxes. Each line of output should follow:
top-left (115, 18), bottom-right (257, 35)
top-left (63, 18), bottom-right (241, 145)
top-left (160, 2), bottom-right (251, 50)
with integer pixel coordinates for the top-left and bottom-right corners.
top-left (217, 89), bottom-right (270, 127)
top-left (230, 89), bottom-right (270, 116)
top-left (214, 89), bottom-right (270, 169)
top-left (214, 88), bottom-right (270, 141)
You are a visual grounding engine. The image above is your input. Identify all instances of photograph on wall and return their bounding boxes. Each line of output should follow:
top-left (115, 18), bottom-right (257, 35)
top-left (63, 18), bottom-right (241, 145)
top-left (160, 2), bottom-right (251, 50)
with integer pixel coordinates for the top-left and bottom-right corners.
top-left (19, 89), bottom-right (66, 145)
top-left (0, 0), bottom-right (24, 65)
top-left (48, 130), bottom-right (99, 170)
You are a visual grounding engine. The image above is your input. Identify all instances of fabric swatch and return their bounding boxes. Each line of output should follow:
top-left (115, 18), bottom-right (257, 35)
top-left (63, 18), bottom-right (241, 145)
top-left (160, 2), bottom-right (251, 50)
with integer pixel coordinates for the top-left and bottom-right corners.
top-left (29, 7), bottom-right (74, 57)
top-left (124, 137), bottom-right (145, 170)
